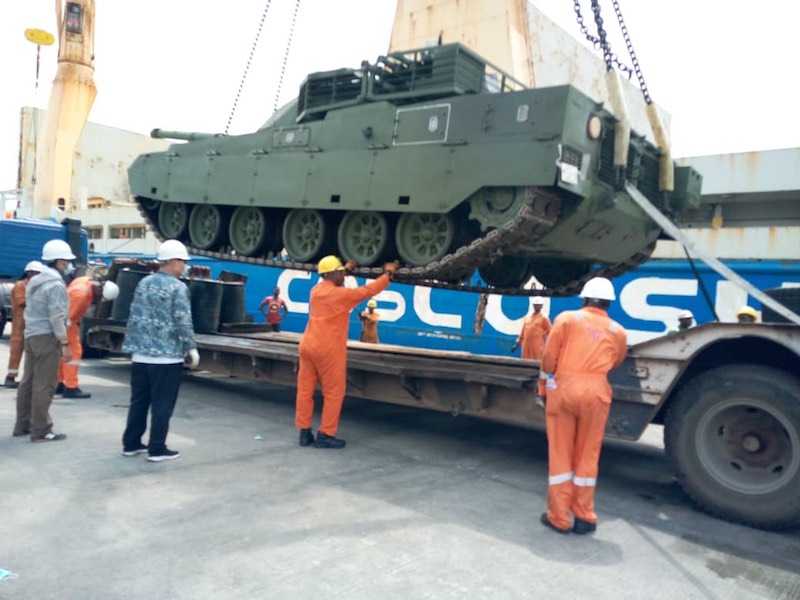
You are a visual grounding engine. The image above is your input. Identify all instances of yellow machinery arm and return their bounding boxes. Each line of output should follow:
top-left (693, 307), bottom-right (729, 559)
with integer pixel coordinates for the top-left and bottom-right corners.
top-left (32, 0), bottom-right (96, 218)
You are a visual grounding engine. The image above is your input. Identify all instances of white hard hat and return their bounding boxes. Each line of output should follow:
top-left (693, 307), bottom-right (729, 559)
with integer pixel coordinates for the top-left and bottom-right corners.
top-left (579, 277), bottom-right (616, 301)
top-left (24, 261), bottom-right (44, 273)
top-left (532, 295), bottom-right (546, 304)
top-left (678, 309), bottom-right (694, 320)
top-left (367, 299), bottom-right (377, 308)
top-left (157, 239), bottom-right (190, 261)
top-left (102, 281), bottom-right (120, 301)
top-left (41, 239), bottom-right (76, 262)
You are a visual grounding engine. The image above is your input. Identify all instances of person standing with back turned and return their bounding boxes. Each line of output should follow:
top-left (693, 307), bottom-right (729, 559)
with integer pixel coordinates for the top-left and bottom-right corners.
top-left (295, 256), bottom-right (397, 449)
top-left (120, 240), bottom-right (199, 462)
top-left (539, 276), bottom-right (627, 535)
top-left (13, 241), bottom-right (75, 442)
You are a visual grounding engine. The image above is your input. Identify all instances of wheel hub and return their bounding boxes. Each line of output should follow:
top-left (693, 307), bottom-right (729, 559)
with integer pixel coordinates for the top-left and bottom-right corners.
top-left (741, 434), bottom-right (762, 453)
top-left (696, 400), bottom-right (798, 494)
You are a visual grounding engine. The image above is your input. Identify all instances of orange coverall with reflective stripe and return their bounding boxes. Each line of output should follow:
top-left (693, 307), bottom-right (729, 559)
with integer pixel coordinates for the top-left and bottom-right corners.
top-left (541, 306), bottom-right (627, 529)
top-left (58, 276), bottom-right (94, 388)
top-left (295, 275), bottom-right (390, 436)
top-left (518, 312), bottom-right (551, 396)
top-left (7, 279), bottom-right (30, 376)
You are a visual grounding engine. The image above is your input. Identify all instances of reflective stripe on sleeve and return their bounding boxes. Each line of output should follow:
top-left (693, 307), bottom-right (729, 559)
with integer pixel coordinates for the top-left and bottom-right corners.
top-left (573, 476), bottom-right (597, 487)
top-left (548, 472), bottom-right (574, 485)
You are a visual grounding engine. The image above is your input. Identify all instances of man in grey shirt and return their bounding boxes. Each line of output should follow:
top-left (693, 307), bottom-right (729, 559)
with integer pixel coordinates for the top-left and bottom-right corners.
top-left (13, 239), bottom-right (75, 442)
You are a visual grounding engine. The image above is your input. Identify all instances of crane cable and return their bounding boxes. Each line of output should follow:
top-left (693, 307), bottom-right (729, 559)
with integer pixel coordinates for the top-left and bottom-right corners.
top-left (273, 0), bottom-right (302, 113)
top-left (225, 0), bottom-right (273, 135)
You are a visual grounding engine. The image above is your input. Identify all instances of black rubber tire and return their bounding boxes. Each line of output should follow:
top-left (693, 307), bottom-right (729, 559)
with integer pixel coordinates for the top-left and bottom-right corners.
top-left (762, 287), bottom-right (800, 324)
top-left (0, 309), bottom-right (6, 339)
top-left (664, 364), bottom-right (800, 530)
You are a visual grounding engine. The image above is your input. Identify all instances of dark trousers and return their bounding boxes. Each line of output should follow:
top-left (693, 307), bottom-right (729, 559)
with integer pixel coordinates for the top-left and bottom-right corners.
top-left (15, 334), bottom-right (60, 438)
top-left (269, 323), bottom-right (281, 332)
top-left (122, 362), bottom-right (183, 454)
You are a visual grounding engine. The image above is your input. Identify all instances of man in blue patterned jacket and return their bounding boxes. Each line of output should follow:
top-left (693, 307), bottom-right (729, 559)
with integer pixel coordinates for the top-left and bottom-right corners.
top-left (120, 240), bottom-right (199, 462)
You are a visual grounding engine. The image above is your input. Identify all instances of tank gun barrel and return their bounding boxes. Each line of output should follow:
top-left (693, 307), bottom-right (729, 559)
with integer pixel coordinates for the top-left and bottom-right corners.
top-left (150, 128), bottom-right (224, 141)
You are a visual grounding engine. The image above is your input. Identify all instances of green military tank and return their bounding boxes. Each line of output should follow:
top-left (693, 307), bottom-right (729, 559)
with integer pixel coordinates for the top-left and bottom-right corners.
top-left (129, 43), bottom-right (701, 296)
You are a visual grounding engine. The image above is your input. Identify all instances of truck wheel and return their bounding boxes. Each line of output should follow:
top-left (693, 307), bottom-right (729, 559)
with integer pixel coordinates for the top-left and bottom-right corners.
top-left (665, 364), bottom-right (800, 529)
top-left (0, 309), bottom-right (6, 338)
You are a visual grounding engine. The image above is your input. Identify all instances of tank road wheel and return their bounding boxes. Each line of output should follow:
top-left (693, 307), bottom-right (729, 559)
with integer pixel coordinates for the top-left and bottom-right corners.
top-left (528, 260), bottom-right (592, 289)
top-left (189, 204), bottom-right (230, 251)
top-left (283, 209), bottom-right (331, 262)
top-left (665, 364), bottom-right (800, 529)
top-left (140, 198), bottom-right (160, 211)
top-left (395, 212), bottom-right (454, 267)
top-left (479, 256), bottom-right (531, 288)
top-left (158, 202), bottom-right (190, 240)
top-left (229, 207), bottom-right (279, 257)
top-left (337, 211), bottom-right (390, 266)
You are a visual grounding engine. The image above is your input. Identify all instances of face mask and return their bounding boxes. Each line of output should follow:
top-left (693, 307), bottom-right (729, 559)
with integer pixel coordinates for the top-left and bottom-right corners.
top-left (65, 263), bottom-right (75, 276)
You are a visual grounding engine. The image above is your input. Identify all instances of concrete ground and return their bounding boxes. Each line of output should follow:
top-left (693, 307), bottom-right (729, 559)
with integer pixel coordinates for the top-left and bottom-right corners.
top-left (0, 340), bottom-right (798, 600)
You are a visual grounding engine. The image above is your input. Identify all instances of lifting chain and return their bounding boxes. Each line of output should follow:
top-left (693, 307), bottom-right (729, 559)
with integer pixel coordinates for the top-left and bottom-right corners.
top-left (573, 0), bottom-right (652, 104)
top-left (225, 0), bottom-right (274, 135)
top-left (572, 0), bottom-right (631, 77)
top-left (610, 0), bottom-right (652, 104)
top-left (273, 0), bottom-right (302, 113)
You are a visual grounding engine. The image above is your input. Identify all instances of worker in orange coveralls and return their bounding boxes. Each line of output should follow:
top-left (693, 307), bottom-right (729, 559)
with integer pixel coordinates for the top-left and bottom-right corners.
top-left (56, 277), bottom-right (119, 399)
top-left (359, 299), bottom-right (381, 343)
top-left (4, 262), bottom-right (44, 388)
top-left (295, 256), bottom-right (397, 449)
top-left (539, 276), bottom-right (627, 535)
top-left (511, 295), bottom-right (551, 398)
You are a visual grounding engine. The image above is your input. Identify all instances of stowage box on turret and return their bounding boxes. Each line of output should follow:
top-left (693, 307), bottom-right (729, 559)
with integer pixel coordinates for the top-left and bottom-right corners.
top-left (129, 43), bottom-right (702, 295)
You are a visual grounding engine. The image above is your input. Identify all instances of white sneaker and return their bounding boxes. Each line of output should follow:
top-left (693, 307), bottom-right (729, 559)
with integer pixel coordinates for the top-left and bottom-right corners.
top-left (121, 446), bottom-right (148, 457)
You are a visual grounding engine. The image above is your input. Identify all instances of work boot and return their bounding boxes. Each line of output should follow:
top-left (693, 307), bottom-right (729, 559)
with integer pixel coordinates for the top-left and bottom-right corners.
top-left (298, 428), bottom-right (315, 447)
top-left (55, 382), bottom-right (65, 395)
top-left (572, 518), bottom-right (597, 535)
top-left (4, 376), bottom-right (18, 389)
top-left (314, 432), bottom-right (346, 449)
top-left (62, 387), bottom-right (91, 399)
top-left (540, 513), bottom-right (570, 535)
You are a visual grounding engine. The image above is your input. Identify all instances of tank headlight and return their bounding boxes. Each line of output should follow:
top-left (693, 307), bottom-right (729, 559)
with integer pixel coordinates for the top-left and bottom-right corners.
top-left (587, 115), bottom-right (602, 140)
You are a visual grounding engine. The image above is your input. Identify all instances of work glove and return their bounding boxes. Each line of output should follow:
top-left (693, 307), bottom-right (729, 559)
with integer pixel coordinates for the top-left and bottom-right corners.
top-left (510, 343), bottom-right (519, 354)
top-left (383, 261), bottom-right (399, 278)
top-left (344, 260), bottom-right (358, 274)
top-left (184, 348), bottom-right (200, 369)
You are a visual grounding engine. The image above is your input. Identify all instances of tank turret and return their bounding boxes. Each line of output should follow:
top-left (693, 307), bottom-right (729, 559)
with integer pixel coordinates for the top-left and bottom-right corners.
top-left (129, 43), bottom-right (702, 296)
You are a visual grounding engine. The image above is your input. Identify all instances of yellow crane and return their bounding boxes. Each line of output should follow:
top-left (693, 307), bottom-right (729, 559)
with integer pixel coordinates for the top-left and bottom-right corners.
top-left (31, 0), bottom-right (96, 218)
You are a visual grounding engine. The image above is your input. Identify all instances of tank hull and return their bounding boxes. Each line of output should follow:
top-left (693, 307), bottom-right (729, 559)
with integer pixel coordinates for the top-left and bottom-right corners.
top-left (128, 43), bottom-right (702, 294)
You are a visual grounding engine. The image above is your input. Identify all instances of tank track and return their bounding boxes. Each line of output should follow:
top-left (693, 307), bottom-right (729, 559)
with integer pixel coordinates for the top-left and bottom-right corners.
top-left (135, 189), bottom-right (654, 297)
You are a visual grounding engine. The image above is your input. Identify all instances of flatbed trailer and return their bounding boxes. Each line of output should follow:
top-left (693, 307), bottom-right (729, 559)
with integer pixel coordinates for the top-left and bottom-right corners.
top-left (87, 319), bottom-right (800, 531)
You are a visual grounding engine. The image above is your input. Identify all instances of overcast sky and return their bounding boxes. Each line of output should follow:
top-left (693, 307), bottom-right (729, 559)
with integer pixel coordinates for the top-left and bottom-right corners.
top-left (2, 0), bottom-right (799, 192)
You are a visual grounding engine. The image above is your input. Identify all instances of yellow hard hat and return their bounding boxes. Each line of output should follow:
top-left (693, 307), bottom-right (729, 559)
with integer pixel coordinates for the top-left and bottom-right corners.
top-left (317, 255), bottom-right (345, 274)
top-left (737, 306), bottom-right (758, 319)
top-left (367, 299), bottom-right (377, 308)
